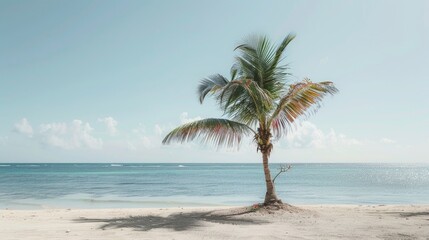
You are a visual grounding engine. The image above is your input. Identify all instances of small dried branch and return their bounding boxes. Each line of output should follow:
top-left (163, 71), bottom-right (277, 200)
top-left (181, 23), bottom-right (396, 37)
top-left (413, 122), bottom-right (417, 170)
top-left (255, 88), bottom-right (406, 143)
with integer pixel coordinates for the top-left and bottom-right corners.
top-left (272, 164), bottom-right (292, 183)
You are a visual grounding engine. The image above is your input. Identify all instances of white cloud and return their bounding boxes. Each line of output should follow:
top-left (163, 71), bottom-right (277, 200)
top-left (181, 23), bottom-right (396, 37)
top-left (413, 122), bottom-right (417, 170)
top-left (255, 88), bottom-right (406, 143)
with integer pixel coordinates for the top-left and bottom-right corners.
top-left (283, 121), bottom-right (361, 149)
top-left (180, 112), bottom-right (202, 124)
top-left (130, 123), bottom-right (163, 149)
top-left (14, 118), bottom-right (33, 137)
top-left (380, 138), bottom-right (396, 144)
top-left (39, 120), bottom-right (103, 150)
top-left (98, 117), bottom-right (118, 136)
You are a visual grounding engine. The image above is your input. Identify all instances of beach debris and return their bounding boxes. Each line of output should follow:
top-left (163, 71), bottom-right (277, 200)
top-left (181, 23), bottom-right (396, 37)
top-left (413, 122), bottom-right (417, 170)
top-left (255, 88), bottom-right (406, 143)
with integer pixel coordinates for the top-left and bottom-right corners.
top-left (65, 230), bottom-right (70, 233)
top-left (251, 203), bottom-right (261, 211)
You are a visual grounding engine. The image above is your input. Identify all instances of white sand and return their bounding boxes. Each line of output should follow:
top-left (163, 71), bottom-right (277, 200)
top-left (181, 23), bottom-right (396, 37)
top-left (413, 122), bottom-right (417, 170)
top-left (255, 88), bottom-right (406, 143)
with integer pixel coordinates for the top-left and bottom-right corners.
top-left (1, 205), bottom-right (428, 240)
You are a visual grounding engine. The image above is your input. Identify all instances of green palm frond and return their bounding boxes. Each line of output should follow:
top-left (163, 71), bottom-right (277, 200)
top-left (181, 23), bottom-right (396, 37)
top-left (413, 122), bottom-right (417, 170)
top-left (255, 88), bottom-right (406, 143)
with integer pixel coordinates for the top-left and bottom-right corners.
top-left (234, 35), bottom-right (275, 85)
top-left (233, 34), bottom-right (295, 101)
top-left (162, 118), bottom-right (256, 149)
top-left (269, 79), bottom-right (338, 138)
top-left (197, 74), bottom-right (229, 103)
top-left (270, 33), bottom-right (296, 72)
top-left (265, 33), bottom-right (296, 96)
top-left (218, 79), bottom-right (273, 124)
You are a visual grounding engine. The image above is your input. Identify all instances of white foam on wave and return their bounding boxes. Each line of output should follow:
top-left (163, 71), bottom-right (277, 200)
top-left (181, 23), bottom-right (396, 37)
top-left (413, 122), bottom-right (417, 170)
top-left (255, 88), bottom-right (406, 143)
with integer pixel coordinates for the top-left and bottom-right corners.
top-left (178, 165), bottom-right (186, 168)
top-left (16, 164), bottom-right (40, 167)
top-left (126, 165), bottom-right (161, 168)
top-left (0, 164), bottom-right (10, 167)
top-left (110, 164), bottom-right (123, 167)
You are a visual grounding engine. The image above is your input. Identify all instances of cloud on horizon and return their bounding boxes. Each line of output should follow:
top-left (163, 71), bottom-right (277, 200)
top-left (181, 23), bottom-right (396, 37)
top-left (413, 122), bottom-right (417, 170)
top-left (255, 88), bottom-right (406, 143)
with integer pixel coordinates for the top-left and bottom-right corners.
top-left (8, 115), bottom-right (414, 163)
top-left (282, 121), bottom-right (361, 149)
top-left (98, 117), bottom-right (118, 136)
top-left (12, 115), bottom-right (363, 152)
top-left (14, 118), bottom-right (33, 137)
top-left (39, 120), bottom-right (103, 150)
top-left (13, 118), bottom-right (103, 150)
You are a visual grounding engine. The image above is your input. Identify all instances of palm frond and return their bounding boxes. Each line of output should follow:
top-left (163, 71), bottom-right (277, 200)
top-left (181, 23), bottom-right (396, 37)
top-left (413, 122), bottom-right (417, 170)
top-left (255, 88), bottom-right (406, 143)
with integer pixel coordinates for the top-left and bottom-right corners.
top-left (268, 79), bottom-right (338, 138)
top-left (162, 118), bottom-right (256, 149)
top-left (270, 33), bottom-right (296, 70)
top-left (197, 74), bottom-right (229, 103)
top-left (233, 34), bottom-right (295, 101)
top-left (234, 35), bottom-right (273, 85)
top-left (218, 79), bottom-right (273, 125)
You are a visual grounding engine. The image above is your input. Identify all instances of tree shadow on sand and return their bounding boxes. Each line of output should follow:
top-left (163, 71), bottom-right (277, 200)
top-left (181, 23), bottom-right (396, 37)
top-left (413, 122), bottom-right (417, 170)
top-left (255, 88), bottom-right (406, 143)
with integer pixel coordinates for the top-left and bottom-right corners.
top-left (75, 209), bottom-right (269, 232)
top-left (385, 211), bottom-right (429, 220)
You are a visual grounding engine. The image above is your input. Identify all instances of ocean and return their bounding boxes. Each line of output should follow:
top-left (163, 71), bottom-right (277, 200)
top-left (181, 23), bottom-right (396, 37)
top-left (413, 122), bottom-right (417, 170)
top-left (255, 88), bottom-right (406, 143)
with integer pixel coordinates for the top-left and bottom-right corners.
top-left (0, 163), bottom-right (428, 209)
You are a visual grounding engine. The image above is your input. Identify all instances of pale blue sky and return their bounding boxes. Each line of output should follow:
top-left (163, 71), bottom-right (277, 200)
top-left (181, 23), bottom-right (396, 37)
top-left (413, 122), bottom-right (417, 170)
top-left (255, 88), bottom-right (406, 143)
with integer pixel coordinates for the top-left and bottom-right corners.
top-left (1, 0), bottom-right (428, 163)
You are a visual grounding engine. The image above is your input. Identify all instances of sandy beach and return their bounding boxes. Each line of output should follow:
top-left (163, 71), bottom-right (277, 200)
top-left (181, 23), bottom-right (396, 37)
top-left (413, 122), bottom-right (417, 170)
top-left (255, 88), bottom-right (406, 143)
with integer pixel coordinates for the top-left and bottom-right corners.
top-left (1, 205), bottom-right (428, 240)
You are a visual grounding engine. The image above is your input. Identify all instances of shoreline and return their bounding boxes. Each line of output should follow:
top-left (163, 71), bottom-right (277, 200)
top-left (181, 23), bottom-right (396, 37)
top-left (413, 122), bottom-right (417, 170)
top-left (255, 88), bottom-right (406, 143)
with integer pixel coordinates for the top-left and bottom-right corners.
top-left (1, 204), bottom-right (428, 239)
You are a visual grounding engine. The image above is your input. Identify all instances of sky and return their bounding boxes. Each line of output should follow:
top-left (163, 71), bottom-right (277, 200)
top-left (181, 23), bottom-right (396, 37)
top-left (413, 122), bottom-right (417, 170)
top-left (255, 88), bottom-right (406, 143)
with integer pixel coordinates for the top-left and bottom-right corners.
top-left (1, 0), bottom-right (428, 163)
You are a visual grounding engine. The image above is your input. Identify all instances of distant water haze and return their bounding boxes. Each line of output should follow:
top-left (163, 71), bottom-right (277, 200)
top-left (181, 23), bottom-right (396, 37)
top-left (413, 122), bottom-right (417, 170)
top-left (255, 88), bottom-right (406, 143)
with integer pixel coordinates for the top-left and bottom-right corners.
top-left (0, 163), bottom-right (428, 209)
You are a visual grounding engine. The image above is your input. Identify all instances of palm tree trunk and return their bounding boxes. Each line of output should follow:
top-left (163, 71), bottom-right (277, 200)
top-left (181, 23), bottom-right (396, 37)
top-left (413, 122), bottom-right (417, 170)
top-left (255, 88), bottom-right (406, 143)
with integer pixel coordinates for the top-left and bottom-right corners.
top-left (262, 151), bottom-right (281, 205)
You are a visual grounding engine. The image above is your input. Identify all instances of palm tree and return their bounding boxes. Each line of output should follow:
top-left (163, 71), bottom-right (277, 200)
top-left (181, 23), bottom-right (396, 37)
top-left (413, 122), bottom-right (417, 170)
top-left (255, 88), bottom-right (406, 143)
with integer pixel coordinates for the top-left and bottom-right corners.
top-left (162, 33), bottom-right (338, 205)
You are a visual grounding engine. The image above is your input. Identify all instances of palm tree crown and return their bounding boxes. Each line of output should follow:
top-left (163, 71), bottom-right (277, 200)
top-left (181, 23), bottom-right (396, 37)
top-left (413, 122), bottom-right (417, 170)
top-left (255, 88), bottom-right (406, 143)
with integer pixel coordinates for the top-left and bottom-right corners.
top-left (163, 33), bottom-right (338, 205)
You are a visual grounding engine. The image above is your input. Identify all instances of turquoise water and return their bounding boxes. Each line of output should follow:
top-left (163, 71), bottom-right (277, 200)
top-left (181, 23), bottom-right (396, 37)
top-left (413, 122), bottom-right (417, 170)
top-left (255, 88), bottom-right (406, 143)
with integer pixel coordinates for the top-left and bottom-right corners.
top-left (0, 163), bottom-right (428, 209)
